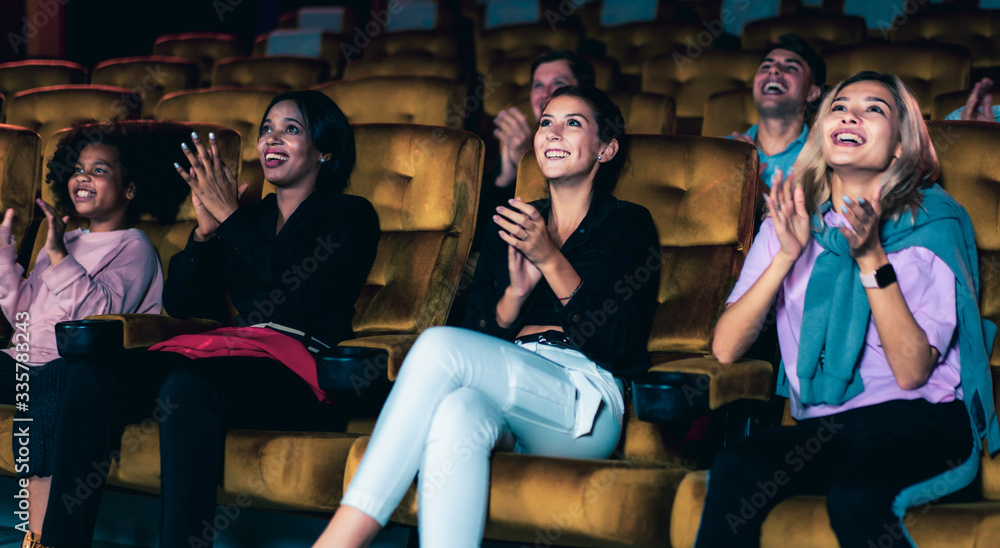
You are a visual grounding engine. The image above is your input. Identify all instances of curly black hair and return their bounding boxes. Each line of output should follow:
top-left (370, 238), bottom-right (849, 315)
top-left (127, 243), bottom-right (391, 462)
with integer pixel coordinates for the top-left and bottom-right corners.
top-left (45, 120), bottom-right (192, 224)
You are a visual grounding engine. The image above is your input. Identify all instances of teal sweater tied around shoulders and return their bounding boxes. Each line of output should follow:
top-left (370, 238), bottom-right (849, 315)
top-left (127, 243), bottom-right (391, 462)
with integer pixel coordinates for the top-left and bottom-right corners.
top-left (776, 183), bottom-right (1000, 454)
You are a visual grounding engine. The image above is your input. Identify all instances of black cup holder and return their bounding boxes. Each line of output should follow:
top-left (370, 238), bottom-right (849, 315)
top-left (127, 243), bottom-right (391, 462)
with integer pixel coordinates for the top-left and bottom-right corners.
top-left (55, 319), bottom-right (124, 358)
top-left (315, 346), bottom-right (391, 397)
top-left (631, 371), bottom-right (711, 423)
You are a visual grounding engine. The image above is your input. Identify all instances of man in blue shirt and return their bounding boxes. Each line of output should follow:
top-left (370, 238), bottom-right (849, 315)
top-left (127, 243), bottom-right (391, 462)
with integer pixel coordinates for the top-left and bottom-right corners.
top-left (731, 35), bottom-right (825, 191)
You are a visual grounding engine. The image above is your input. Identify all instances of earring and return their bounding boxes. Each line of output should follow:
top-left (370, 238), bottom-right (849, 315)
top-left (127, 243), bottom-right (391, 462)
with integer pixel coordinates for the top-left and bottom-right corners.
top-left (597, 155), bottom-right (603, 161)
top-left (320, 158), bottom-right (327, 164)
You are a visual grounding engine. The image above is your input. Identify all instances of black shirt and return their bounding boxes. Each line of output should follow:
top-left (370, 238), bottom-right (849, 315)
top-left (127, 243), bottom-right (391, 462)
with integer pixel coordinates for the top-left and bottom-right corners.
top-left (163, 188), bottom-right (380, 345)
top-left (463, 192), bottom-right (660, 379)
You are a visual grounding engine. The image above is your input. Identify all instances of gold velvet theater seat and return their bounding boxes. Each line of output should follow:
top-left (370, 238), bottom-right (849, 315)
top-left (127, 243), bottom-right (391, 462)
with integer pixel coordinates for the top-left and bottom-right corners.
top-left (891, 10), bottom-right (1000, 71)
top-left (211, 55), bottom-right (331, 90)
top-left (475, 23), bottom-right (581, 78)
top-left (825, 43), bottom-right (972, 118)
top-left (482, 55), bottom-right (622, 119)
top-left (342, 56), bottom-right (463, 81)
top-left (0, 60), bottom-right (87, 101)
top-left (314, 77), bottom-right (466, 129)
top-left (151, 32), bottom-right (244, 86)
top-left (6, 84), bottom-right (142, 202)
top-left (742, 14), bottom-right (867, 54)
top-left (156, 86), bottom-right (282, 202)
top-left (251, 30), bottom-right (348, 81)
top-left (0, 125), bottom-right (40, 256)
top-left (362, 31), bottom-right (460, 61)
top-left (702, 88), bottom-right (757, 137)
top-left (342, 134), bottom-right (764, 546)
top-left (604, 21), bottom-right (704, 77)
top-left (669, 120), bottom-right (1000, 548)
top-left (609, 91), bottom-right (676, 135)
top-left (643, 50), bottom-right (761, 135)
top-left (91, 56), bottom-right (200, 119)
top-left (0, 123), bottom-right (484, 521)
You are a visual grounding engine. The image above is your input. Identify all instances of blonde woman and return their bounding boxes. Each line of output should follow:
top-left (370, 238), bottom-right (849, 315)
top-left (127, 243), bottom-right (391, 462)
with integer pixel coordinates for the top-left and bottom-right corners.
top-left (700, 71), bottom-right (999, 547)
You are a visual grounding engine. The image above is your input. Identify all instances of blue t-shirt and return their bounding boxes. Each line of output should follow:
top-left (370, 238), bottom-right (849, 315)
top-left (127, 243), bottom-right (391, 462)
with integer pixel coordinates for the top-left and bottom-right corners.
top-left (946, 106), bottom-right (1000, 122)
top-left (737, 123), bottom-right (809, 188)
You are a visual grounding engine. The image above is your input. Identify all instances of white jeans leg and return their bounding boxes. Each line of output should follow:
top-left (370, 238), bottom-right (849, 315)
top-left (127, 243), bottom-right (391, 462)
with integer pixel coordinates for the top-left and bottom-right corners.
top-left (340, 326), bottom-right (623, 540)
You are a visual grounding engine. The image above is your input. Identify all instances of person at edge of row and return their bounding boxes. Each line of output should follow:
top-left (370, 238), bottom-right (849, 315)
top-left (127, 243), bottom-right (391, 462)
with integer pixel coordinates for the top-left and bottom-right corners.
top-left (9, 120), bottom-right (191, 548)
top-left (38, 91), bottom-right (380, 547)
top-left (457, 51), bottom-right (598, 320)
top-left (945, 77), bottom-right (999, 122)
top-left (730, 33), bottom-right (825, 217)
top-left (696, 71), bottom-right (999, 548)
top-left (314, 85), bottom-right (660, 547)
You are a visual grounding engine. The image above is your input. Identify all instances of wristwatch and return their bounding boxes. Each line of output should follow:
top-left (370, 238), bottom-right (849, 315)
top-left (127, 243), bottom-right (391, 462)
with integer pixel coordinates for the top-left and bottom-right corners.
top-left (860, 263), bottom-right (897, 289)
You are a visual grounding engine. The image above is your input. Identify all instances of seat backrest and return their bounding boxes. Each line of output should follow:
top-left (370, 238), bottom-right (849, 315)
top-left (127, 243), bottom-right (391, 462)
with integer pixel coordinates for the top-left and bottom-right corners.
top-left (604, 21), bottom-right (704, 76)
top-left (933, 88), bottom-right (1000, 120)
top-left (314, 77), bottom-right (466, 128)
top-left (346, 124), bottom-right (483, 335)
top-left (156, 87), bottom-right (282, 200)
top-left (742, 14), bottom-right (867, 54)
top-left (515, 135), bottom-right (759, 354)
top-left (343, 56), bottom-right (462, 80)
top-left (927, 120), bottom-right (1000, 500)
top-left (250, 30), bottom-right (348, 80)
top-left (362, 31), bottom-right (460, 61)
top-left (0, 60), bottom-right (87, 100)
top-left (7, 85), bottom-right (141, 203)
top-left (151, 32), bottom-right (244, 86)
top-left (475, 24), bottom-right (580, 77)
top-left (610, 91), bottom-right (677, 135)
top-left (702, 88), bottom-right (758, 137)
top-left (29, 122), bottom-right (241, 277)
top-left (643, 50), bottom-right (761, 133)
top-left (487, 54), bottom-right (621, 91)
top-left (824, 43), bottom-right (971, 117)
top-left (91, 56), bottom-right (200, 119)
top-left (212, 56), bottom-right (331, 90)
top-left (0, 125), bottom-right (40, 256)
top-left (892, 10), bottom-right (1000, 69)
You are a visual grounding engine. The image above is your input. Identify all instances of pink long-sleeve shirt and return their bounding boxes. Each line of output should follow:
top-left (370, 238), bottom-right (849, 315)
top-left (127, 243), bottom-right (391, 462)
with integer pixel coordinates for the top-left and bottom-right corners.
top-left (727, 213), bottom-right (961, 421)
top-left (0, 228), bottom-right (163, 365)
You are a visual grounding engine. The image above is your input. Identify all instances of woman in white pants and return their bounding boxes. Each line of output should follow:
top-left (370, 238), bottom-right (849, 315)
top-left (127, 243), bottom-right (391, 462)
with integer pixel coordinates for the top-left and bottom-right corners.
top-left (314, 85), bottom-right (661, 547)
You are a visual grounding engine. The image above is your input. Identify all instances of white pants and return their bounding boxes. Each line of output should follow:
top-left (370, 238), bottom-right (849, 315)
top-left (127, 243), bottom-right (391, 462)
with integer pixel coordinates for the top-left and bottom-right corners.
top-left (340, 326), bottom-right (625, 547)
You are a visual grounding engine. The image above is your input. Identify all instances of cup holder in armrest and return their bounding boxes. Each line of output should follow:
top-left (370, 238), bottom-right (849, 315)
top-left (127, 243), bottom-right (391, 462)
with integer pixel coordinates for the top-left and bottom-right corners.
top-left (631, 371), bottom-right (711, 423)
top-left (55, 319), bottom-right (124, 358)
top-left (315, 346), bottom-right (391, 398)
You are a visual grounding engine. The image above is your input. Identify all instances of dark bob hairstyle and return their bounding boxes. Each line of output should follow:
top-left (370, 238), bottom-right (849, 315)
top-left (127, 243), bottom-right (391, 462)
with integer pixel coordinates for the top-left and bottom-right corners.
top-left (259, 90), bottom-right (356, 193)
top-left (45, 120), bottom-right (192, 224)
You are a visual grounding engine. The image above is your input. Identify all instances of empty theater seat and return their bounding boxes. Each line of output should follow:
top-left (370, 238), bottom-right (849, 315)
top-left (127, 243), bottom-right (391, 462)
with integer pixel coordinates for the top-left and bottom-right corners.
top-left (475, 24), bottom-right (581, 78)
top-left (702, 88), bottom-right (757, 137)
top-left (251, 30), bottom-right (348, 80)
top-left (892, 10), bottom-right (1000, 72)
top-left (91, 56), bottom-right (200, 119)
top-left (742, 14), bottom-right (867, 54)
top-left (611, 91), bottom-right (677, 135)
top-left (0, 59), bottom-right (87, 100)
top-left (825, 43), bottom-right (971, 117)
top-left (0, 125), bottom-right (40, 256)
top-left (604, 21), bottom-right (704, 77)
top-left (343, 56), bottom-right (463, 80)
top-left (151, 32), bottom-right (244, 86)
top-left (314, 77), bottom-right (466, 128)
top-left (211, 56), bottom-right (331, 89)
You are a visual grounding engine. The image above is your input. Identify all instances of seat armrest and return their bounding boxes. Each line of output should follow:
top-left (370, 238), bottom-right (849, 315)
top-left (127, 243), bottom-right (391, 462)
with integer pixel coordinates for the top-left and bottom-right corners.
top-left (82, 314), bottom-right (221, 349)
top-left (335, 334), bottom-right (419, 381)
top-left (633, 356), bottom-right (773, 422)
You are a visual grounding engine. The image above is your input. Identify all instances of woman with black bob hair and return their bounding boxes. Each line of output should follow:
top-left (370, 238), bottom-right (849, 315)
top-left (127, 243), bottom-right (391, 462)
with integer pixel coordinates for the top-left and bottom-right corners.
top-left (316, 85), bottom-right (658, 547)
top-left (38, 91), bottom-right (380, 547)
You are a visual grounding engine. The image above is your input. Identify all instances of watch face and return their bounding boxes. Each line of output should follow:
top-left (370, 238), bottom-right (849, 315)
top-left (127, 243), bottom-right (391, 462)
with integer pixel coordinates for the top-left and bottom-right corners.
top-left (875, 264), bottom-right (897, 288)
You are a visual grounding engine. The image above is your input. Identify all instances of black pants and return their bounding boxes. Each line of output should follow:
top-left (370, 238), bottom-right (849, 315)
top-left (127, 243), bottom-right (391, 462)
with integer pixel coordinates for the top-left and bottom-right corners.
top-left (694, 399), bottom-right (976, 548)
top-left (0, 353), bottom-right (70, 478)
top-left (41, 348), bottom-right (348, 548)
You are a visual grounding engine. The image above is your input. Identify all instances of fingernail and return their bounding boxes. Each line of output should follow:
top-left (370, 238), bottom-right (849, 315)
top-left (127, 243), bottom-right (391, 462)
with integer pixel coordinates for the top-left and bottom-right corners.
top-left (858, 197), bottom-right (866, 205)
top-left (842, 195), bottom-right (851, 204)
top-left (191, 132), bottom-right (199, 140)
top-left (208, 132), bottom-right (215, 140)
top-left (181, 143), bottom-right (188, 150)
top-left (493, 215), bottom-right (500, 221)
top-left (841, 205), bottom-right (849, 214)
top-left (173, 162), bottom-right (180, 168)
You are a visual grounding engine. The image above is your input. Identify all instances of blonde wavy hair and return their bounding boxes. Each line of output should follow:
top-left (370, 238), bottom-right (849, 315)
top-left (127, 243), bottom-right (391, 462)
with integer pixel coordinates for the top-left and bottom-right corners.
top-left (792, 71), bottom-right (939, 222)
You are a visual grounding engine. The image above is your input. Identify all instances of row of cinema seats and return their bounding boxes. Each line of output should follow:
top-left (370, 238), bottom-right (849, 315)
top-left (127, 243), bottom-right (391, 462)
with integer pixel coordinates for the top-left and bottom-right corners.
top-left (0, 118), bottom-right (996, 546)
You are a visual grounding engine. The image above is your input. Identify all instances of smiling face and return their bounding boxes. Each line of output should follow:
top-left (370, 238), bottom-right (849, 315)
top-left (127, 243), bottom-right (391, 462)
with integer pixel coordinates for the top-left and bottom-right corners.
top-left (530, 60), bottom-right (579, 120)
top-left (753, 48), bottom-right (820, 118)
top-left (820, 80), bottom-right (902, 177)
top-left (71, 143), bottom-right (133, 229)
top-left (534, 95), bottom-right (613, 189)
top-left (257, 100), bottom-right (328, 190)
